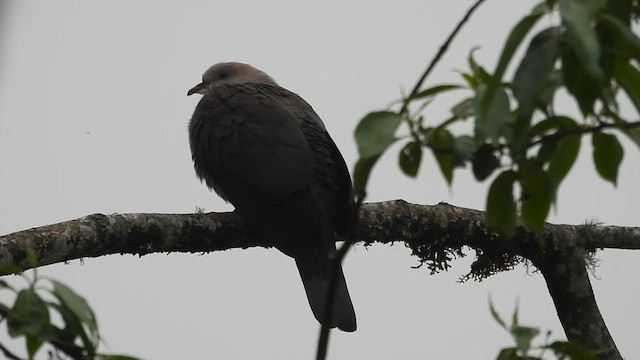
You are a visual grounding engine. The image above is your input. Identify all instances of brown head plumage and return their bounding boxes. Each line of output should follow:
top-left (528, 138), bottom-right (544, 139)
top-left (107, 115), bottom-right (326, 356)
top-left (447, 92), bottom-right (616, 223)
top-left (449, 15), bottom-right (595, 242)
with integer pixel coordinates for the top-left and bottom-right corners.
top-left (187, 62), bottom-right (277, 96)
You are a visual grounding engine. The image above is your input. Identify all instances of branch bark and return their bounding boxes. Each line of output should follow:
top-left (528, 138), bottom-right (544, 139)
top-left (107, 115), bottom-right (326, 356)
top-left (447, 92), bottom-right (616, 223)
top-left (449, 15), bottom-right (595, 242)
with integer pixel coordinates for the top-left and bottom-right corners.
top-left (1, 200), bottom-right (636, 358)
top-left (538, 249), bottom-right (622, 359)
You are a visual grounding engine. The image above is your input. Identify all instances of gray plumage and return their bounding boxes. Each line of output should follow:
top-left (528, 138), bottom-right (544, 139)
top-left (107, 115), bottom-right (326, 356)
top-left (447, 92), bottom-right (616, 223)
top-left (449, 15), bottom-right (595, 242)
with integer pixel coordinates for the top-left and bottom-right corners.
top-left (187, 62), bottom-right (356, 332)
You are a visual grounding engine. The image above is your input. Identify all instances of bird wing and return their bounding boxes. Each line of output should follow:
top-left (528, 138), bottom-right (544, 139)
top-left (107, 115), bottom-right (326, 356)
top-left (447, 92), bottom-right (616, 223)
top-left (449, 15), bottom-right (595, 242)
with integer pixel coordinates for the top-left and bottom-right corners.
top-left (190, 83), bottom-right (315, 198)
top-left (190, 83), bottom-right (323, 246)
top-left (298, 114), bottom-right (353, 237)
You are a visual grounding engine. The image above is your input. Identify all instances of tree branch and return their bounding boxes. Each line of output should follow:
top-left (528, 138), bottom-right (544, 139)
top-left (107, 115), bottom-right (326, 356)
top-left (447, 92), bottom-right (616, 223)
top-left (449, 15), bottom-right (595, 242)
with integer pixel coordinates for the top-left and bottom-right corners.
top-left (0, 201), bottom-right (638, 270)
top-left (1, 200), bottom-right (635, 359)
top-left (537, 249), bottom-right (622, 360)
top-left (529, 120), bottom-right (640, 147)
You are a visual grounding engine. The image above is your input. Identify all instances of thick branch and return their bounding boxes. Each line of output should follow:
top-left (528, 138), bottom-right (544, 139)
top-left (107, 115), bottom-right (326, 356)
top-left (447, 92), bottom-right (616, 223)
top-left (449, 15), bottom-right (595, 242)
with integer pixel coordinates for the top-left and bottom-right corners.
top-left (537, 250), bottom-right (622, 360)
top-left (0, 200), bottom-right (636, 359)
top-left (0, 201), bottom-right (638, 270)
top-left (0, 211), bottom-right (253, 269)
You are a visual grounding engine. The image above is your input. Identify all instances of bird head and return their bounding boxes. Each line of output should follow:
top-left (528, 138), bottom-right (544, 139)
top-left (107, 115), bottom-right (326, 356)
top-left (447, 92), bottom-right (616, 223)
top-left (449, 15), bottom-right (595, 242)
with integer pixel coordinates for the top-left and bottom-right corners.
top-left (187, 62), bottom-right (278, 96)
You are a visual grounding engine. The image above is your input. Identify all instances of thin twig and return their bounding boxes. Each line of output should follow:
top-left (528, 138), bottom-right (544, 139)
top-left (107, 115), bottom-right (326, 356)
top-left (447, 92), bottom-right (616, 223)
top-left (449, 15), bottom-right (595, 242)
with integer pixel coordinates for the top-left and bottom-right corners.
top-left (529, 120), bottom-right (640, 147)
top-left (399, 0), bottom-right (487, 116)
top-left (428, 120), bottom-right (640, 158)
top-left (316, 195), bottom-right (364, 360)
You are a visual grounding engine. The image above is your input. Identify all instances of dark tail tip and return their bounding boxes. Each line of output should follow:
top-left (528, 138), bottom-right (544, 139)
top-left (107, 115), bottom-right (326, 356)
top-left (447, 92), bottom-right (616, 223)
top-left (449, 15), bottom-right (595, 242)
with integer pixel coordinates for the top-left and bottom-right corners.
top-left (295, 257), bottom-right (357, 332)
top-left (337, 311), bottom-right (357, 332)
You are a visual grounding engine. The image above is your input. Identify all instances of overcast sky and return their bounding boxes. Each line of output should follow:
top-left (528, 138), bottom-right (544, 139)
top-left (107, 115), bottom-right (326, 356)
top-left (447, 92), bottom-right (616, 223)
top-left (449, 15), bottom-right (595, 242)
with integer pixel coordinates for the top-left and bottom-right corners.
top-left (1, 1), bottom-right (639, 359)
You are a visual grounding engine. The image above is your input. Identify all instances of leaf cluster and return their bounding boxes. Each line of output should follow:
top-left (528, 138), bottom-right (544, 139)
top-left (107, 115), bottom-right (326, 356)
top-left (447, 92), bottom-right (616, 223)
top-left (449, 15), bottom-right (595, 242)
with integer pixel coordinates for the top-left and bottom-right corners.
top-left (490, 300), bottom-right (596, 360)
top-left (353, 0), bottom-right (640, 236)
top-left (0, 250), bottom-right (140, 360)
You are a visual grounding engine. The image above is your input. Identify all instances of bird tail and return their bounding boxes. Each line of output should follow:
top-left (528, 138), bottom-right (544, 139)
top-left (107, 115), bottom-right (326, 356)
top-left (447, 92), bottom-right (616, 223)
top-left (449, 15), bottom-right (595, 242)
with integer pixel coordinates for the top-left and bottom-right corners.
top-left (295, 252), bottom-right (357, 332)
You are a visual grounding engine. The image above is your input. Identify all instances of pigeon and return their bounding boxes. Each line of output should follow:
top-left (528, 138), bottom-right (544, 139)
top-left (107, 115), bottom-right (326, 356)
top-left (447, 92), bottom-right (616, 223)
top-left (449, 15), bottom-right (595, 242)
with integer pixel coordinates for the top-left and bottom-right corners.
top-left (187, 62), bottom-right (356, 332)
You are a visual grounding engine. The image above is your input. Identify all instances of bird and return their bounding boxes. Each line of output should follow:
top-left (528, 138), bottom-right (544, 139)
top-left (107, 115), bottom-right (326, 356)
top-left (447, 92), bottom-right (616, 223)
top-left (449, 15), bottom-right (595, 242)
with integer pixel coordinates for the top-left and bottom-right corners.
top-left (187, 62), bottom-right (357, 332)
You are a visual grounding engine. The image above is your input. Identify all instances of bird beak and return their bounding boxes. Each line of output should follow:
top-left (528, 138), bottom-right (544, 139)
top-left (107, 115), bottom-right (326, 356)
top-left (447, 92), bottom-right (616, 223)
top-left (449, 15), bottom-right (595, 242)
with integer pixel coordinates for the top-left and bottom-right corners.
top-left (187, 83), bottom-right (207, 96)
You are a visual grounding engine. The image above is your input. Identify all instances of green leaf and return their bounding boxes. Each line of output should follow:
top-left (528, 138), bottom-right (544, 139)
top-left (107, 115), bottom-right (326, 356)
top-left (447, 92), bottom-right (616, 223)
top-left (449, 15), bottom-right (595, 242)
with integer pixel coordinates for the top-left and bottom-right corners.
top-left (606, 111), bottom-right (640, 150)
top-left (40, 326), bottom-right (89, 360)
top-left (558, 0), bottom-right (605, 82)
top-left (519, 160), bottom-right (553, 228)
top-left (434, 116), bottom-right (462, 133)
top-left (461, 72), bottom-right (479, 90)
top-left (575, 0), bottom-right (608, 9)
top-left (496, 347), bottom-right (519, 360)
top-left (7, 289), bottom-right (49, 337)
top-left (511, 301), bottom-right (519, 326)
top-left (612, 60), bottom-right (640, 117)
top-left (537, 139), bottom-right (558, 164)
top-left (49, 281), bottom-right (98, 356)
top-left (453, 135), bottom-right (477, 166)
top-left (472, 145), bottom-right (500, 181)
top-left (398, 141), bottom-right (422, 178)
top-left (561, 46), bottom-right (600, 116)
top-left (352, 111), bottom-right (404, 198)
top-left (0, 263), bottom-right (23, 275)
top-left (546, 341), bottom-right (597, 359)
top-left (406, 84), bottom-right (464, 102)
top-left (354, 111), bottom-right (403, 159)
top-left (47, 302), bottom-right (88, 348)
top-left (352, 156), bottom-right (380, 197)
top-left (534, 116), bottom-right (580, 170)
top-left (624, 126), bottom-right (640, 149)
top-left (557, 0), bottom-right (607, 116)
top-left (535, 69), bottom-right (563, 114)
top-left (486, 170), bottom-right (518, 235)
top-left (597, 10), bottom-right (637, 81)
top-left (468, 47), bottom-right (492, 85)
top-left (605, 0), bottom-right (632, 25)
top-left (548, 134), bottom-right (581, 191)
top-left (532, 0), bottom-right (554, 15)
top-left (430, 129), bottom-right (455, 185)
top-left (50, 280), bottom-right (97, 335)
top-left (592, 132), bottom-right (624, 186)
top-left (511, 325), bottom-right (540, 355)
top-left (27, 335), bottom-right (44, 358)
top-left (474, 85), bottom-right (512, 145)
top-left (512, 27), bottom-right (560, 118)
top-left (482, 11), bottom-right (545, 117)
top-left (25, 248), bottom-right (38, 268)
top-left (531, 119), bottom-right (561, 138)
top-left (530, 116), bottom-right (577, 138)
top-left (598, 13), bottom-right (640, 63)
top-left (98, 355), bottom-right (144, 360)
top-left (489, 299), bottom-right (507, 330)
top-left (451, 97), bottom-right (475, 119)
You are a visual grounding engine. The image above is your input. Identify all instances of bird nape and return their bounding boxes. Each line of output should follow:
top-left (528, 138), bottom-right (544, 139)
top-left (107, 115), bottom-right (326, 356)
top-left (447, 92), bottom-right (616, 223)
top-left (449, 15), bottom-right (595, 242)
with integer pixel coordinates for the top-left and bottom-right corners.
top-left (187, 62), bottom-right (356, 332)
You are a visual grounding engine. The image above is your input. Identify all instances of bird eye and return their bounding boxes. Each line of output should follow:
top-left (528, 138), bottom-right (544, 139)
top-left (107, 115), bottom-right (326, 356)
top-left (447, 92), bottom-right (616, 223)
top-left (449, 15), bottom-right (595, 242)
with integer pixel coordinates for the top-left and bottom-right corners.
top-left (218, 71), bottom-right (230, 79)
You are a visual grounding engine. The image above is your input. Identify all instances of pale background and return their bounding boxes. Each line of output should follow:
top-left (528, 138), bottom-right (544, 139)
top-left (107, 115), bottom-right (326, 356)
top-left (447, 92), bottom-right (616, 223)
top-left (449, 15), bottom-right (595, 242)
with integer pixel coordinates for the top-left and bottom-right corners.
top-left (0, 1), bottom-right (638, 359)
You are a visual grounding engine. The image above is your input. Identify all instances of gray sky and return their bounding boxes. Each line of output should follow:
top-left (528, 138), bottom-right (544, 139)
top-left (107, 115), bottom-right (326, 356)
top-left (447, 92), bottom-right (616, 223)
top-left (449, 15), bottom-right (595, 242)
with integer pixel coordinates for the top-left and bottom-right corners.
top-left (1, 1), bottom-right (638, 359)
